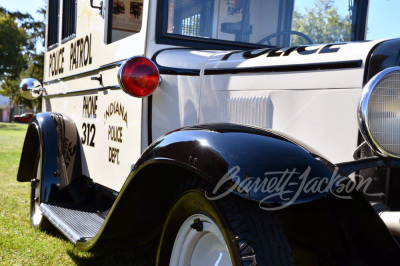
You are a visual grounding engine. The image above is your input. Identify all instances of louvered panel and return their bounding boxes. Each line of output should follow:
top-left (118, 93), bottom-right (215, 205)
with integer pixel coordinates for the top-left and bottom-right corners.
top-left (222, 96), bottom-right (271, 128)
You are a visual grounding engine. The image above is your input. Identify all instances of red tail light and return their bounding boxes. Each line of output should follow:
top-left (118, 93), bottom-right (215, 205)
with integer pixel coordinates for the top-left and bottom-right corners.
top-left (118, 56), bottom-right (161, 97)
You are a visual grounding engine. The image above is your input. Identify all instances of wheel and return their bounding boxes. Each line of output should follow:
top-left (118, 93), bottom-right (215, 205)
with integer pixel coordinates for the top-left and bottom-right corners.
top-left (30, 149), bottom-right (52, 230)
top-left (156, 179), bottom-right (293, 265)
top-left (258, 31), bottom-right (313, 45)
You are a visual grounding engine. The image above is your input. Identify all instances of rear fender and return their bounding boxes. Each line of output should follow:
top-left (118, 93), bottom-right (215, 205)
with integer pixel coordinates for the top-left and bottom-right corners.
top-left (17, 113), bottom-right (80, 203)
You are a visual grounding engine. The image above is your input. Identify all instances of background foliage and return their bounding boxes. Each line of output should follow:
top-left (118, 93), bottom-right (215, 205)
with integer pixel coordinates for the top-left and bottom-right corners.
top-left (0, 5), bottom-right (45, 110)
top-left (292, 0), bottom-right (351, 45)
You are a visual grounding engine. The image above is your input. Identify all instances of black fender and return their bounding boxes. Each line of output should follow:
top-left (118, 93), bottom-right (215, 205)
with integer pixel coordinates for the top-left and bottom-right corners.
top-left (365, 38), bottom-right (400, 84)
top-left (78, 123), bottom-right (400, 263)
top-left (78, 123), bottom-right (345, 248)
top-left (17, 112), bottom-right (80, 204)
top-left (137, 123), bottom-right (340, 205)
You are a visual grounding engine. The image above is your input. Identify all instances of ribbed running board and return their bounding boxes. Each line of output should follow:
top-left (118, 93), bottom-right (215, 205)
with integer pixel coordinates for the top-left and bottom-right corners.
top-left (40, 203), bottom-right (105, 243)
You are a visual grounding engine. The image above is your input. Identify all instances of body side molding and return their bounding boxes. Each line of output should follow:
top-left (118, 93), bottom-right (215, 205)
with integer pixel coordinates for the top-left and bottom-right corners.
top-left (203, 60), bottom-right (363, 75)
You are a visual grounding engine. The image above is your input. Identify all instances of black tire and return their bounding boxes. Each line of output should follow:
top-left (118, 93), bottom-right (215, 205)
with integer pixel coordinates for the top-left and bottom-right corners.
top-left (156, 178), bottom-right (293, 265)
top-left (30, 149), bottom-right (53, 231)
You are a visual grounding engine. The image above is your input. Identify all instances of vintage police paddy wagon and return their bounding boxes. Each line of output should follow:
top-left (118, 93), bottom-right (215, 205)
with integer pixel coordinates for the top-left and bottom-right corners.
top-left (17, 0), bottom-right (400, 264)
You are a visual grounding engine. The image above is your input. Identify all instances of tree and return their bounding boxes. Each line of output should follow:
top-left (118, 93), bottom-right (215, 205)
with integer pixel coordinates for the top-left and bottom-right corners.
top-left (0, 5), bottom-right (45, 110)
top-left (0, 9), bottom-right (27, 80)
top-left (292, 0), bottom-right (351, 45)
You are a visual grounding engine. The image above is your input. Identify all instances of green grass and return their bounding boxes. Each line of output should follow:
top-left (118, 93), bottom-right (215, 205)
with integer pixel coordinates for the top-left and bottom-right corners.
top-left (0, 122), bottom-right (155, 265)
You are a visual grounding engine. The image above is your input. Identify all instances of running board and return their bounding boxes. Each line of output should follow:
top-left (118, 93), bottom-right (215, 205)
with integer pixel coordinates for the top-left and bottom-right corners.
top-left (40, 203), bottom-right (105, 243)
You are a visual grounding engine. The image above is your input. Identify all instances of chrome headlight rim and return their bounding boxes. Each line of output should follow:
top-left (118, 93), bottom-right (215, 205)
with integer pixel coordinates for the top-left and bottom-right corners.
top-left (358, 66), bottom-right (400, 159)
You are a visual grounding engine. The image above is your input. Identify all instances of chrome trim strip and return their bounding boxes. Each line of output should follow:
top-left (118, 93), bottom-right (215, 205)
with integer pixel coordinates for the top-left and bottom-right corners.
top-left (43, 59), bottom-right (125, 85)
top-left (43, 85), bottom-right (120, 99)
top-left (353, 141), bottom-right (367, 160)
top-left (358, 66), bottom-right (400, 159)
top-left (151, 49), bottom-right (201, 76)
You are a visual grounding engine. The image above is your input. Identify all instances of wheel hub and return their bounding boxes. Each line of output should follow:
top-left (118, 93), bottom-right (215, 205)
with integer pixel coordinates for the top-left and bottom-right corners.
top-left (170, 214), bottom-right (232, 266)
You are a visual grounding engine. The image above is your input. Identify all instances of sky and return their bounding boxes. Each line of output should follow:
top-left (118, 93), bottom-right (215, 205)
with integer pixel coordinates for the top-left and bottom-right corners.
top-left (0, 0), bottom-right (46, 51)
top-left (0, 0), bottom-right (45, 21)
top-left (295, 0), bottom-right (400, 40)
top-left (0, 0), bottom-right (399, 41)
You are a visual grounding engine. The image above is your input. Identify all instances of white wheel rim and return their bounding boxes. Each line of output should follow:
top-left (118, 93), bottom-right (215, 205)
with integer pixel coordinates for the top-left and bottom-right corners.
top-left (170, 214), bottom-right (232, 266)
top-left (31, 153), bottom-right (42, 226)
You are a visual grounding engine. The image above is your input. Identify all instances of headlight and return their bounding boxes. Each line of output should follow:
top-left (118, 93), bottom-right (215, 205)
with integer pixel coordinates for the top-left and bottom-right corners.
top-left (358, 67), bottom-right (400, 158)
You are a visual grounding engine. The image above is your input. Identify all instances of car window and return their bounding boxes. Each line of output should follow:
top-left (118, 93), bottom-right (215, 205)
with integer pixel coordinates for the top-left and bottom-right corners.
top-left (164, 0), bottom-right (354, 47)
top-left (106, 0), bottom-right (144, 43)
top-left (61, 0), bottom-right (77, 43)
top-left (47, 0), bottom-right (60, 49)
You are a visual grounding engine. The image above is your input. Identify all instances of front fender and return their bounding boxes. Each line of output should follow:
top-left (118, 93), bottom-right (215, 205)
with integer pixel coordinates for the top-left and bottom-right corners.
top-left (77, 124), bottom-right (399, 260)
top-left (137, 123), bottom-right (341, 206)
top-left (78, 123), bottom-right (343, 250)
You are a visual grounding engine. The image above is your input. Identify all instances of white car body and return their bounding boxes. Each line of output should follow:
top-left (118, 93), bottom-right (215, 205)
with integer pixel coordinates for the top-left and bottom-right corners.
top-left (43, 0), bottom-right (382, 192)
top-left (17, 0), bottom-right (400, 263)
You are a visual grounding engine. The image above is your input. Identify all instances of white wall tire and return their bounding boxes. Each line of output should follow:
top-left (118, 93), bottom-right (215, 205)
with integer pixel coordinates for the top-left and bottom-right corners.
top-left (156, 179), bottom-right (293, 265)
